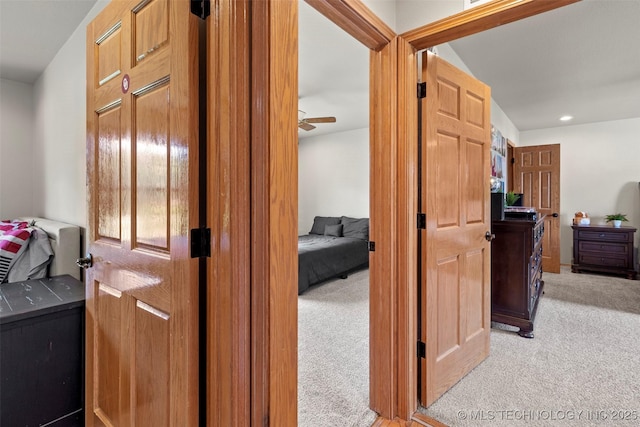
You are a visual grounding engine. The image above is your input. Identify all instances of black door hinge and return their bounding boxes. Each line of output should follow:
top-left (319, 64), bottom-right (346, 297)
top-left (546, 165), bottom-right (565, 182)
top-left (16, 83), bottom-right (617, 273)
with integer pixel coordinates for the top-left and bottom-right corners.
top-left (190, 227), bottom-right (211, 258)
top-left (417, 340), bottom-right (426, 358)
top-left (417, 213), bottom-right (426, 229)
top-left (417, 82), bottom-right (427, 99)
top-left (368, 241), bottom-right (376, 252)
top-left (511, 157), bottom-right (515, 165)
top-left (191, 0), bottom-right (210, 19)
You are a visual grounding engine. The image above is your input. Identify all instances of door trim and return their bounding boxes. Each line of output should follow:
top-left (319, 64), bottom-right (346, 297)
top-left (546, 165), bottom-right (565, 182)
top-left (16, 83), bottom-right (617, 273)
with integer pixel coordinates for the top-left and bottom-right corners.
top-left (301, 0), bottom-right (578, 421)
top-left (208, 0), bottom-right (581, 424)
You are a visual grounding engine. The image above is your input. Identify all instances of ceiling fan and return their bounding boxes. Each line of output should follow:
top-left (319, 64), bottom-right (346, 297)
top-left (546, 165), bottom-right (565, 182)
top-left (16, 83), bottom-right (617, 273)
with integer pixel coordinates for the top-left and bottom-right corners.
top-left (298, 110), bottom-right (336, 131)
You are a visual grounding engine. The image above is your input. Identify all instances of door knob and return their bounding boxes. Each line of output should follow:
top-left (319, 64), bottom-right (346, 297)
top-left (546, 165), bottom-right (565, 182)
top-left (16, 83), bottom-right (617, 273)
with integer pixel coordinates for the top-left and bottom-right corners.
top-left (485, 231), bottom-right (495, 242)
top-left (552, 212), bottom-right (559, 218)
top-left (76, 253), bottom-right (93, 269)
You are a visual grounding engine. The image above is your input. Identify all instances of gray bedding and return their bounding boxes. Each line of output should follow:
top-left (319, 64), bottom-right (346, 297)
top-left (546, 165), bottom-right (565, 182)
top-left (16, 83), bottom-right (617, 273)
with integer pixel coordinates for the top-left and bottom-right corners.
top-left (298, 234), bottom-right (369, 294)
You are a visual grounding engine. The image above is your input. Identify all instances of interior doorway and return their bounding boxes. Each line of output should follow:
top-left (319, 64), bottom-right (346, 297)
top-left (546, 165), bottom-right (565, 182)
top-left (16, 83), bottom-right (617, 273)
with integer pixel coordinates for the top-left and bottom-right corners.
top-left (205, 1), bottom-right (579, 424)
top-left (297, 2), bottom-right (373, 425)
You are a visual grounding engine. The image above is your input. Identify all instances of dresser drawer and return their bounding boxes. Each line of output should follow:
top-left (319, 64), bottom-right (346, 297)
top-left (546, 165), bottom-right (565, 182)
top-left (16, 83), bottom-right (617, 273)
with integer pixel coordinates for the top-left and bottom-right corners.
top-left (577, 230), bottom-right (633, 243)
top-left (579, 253), bottom-right (628, 268)
top-left (579, 241), bottom-right (628, 255)
top-left (529, 246), bottom-right (542, 277)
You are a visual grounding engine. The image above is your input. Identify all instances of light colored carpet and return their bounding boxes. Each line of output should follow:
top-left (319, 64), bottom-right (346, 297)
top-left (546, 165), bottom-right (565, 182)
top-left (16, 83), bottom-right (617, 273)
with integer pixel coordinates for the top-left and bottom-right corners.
top-left (298, 268), bottom-right (377, 427)
top-left (298, 267), bottom-right (640, 427)
top-left (419, 266), bottom-right (640, 426)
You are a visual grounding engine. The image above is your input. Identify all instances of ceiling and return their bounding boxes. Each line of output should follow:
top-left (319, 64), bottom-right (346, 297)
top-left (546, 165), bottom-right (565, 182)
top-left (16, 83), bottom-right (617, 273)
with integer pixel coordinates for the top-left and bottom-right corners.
top-left (2, 0), bottom-right (638, 136)
top-left (0, 0), bottom-right (98, 83)
top-left (447, 0), bottom-right (640, 131)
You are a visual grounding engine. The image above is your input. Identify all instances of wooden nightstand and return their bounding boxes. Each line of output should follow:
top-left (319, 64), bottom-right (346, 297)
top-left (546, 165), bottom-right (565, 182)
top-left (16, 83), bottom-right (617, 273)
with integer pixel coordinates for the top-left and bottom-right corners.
top-left (571, 225), bottom-right (638, 280)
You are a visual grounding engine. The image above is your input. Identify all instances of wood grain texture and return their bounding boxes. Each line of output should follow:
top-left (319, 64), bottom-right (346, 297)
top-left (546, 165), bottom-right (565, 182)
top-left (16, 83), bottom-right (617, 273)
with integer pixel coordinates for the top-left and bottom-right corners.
top-left (402, 0), bottom-right (580, 50)
top-left (369, 37), bottom-right (397, 419)
top-left (513, 144), bottom-right (561, 273)
top-left (86, 1), bottom-right (200, 425)
top-left (372, 414), bottom-right (448, 427)
top-left (251, 1), bottom-right (299, 425)
top-left (394, 36), bottom-right (418, 420)
top-left (206, 0), bottom-right (251, 425)
top-left (420, 51), bottom-right (491, 407)
top-left (305, 0), bottom-right (395, 51)
top-left (227, 0), bottom-right (579, 424)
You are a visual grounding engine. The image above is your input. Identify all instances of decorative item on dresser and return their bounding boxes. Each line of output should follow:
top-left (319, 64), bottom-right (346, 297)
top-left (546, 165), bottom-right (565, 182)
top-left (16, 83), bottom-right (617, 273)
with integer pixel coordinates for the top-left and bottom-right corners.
top-left (491, 216), bottom-right (546, 338)
top-left (571, 225), bottom-right (638, 280)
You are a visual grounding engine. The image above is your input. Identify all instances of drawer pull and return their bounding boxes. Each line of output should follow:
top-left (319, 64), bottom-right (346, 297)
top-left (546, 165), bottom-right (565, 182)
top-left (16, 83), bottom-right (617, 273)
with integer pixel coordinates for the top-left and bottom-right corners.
top-left (599, 233), bottom-right (605, 238)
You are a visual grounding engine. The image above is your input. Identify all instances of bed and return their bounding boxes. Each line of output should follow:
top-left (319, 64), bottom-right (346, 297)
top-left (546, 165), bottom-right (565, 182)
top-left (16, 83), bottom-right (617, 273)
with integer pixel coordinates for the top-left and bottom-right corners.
top-left (0, 217), bottom-right (81, 284)
top-left (298, 216), bottom-right (370, 294)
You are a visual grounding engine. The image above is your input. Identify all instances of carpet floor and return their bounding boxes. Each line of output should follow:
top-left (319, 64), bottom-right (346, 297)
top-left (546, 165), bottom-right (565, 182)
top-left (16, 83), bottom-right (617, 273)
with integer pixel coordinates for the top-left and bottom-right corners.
top-left (298, 266), bottom-right (640, 426)
top-left (298, 268), bottom-right (376, 427)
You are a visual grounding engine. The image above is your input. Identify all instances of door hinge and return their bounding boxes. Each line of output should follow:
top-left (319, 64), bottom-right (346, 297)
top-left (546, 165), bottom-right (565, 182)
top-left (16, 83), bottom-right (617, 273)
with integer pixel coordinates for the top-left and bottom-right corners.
top-left (417, 340), bottom-right (426, 359)
top-left (511, 157), bottom-right (515, 165)
top-left (417, 82), bottom-right (427, 99)
top-left (417, 213), bottom-right (426, 229)
top-left (191, 0), bottom-right (210, 19)
top-left (368, 241), bottom-right (376, 252)
top-left (190, 227), bottom-right (211, 258)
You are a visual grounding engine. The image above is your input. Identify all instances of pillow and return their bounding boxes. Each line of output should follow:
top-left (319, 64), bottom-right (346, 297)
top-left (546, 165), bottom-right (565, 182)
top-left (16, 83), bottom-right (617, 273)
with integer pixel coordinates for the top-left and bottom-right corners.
top-left (309, 216), bottom-right (341, 235)
top-left (340, 216), bottom-right (369, 240)
top-left (324, 224), bottom-right (343, 237)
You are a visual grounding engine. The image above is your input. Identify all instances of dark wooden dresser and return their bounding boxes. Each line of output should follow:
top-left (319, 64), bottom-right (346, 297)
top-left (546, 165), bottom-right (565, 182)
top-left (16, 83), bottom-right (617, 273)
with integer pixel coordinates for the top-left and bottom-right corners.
top-left (0, 275), bottom-right (85, 426)
top-left (571, 225), bottom-right (637, 280)
top-left (491, 217), bottom-right (545, 338)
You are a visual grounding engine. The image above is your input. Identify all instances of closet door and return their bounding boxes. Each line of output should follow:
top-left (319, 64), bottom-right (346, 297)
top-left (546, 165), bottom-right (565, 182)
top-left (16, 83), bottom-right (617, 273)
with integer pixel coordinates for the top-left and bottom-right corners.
top-left (85, 1), bottom-right (200, 425)
top-left (513, 144), bottom-right (561, 273)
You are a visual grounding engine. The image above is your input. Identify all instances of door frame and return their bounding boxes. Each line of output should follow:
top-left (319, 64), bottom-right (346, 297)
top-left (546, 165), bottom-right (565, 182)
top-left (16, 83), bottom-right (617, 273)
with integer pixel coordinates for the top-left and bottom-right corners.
top-left (207, 0), bottom-right (579, 424)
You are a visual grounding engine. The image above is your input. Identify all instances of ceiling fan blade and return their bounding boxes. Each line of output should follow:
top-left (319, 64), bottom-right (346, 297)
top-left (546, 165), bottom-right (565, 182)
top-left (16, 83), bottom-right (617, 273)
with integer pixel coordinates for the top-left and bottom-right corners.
top-left (299, 121), bottom-right (316, 131)
top-left (304, 116), bottom-right (336, 124)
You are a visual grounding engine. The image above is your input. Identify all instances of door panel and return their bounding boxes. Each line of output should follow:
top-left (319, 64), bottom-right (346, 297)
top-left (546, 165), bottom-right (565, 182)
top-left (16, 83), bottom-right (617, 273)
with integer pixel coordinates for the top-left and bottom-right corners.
top-left (420, 52), bottom-right (491, 407)
top-left (513, 144), bottom-right (561, 273)
top-left (86, 1), bottom-right (200, 425)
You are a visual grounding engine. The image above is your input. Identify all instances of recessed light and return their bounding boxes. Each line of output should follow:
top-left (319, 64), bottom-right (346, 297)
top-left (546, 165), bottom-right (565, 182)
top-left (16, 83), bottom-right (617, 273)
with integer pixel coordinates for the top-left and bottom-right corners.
top-left (560, 115), bottom-right (573, 121)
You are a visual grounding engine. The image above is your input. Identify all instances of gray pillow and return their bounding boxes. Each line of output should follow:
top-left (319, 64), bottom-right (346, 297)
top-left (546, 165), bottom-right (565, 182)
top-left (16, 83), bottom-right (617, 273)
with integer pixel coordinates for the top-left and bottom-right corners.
top-left (309, 216), bottom-right (341, 235)
top-left (341, 216), bottom-right (369, 240)
top-left (324, 224), bottom-right (343, 237)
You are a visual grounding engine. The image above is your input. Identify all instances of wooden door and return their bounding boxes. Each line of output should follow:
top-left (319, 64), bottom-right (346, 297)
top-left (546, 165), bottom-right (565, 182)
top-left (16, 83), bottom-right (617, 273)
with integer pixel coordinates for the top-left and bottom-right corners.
top-left (419, 51), bottom-right (491, 407)
top-left (513, 144), bottom-right (561, 273)
top-left (85, 1), bottom-right (200, 425)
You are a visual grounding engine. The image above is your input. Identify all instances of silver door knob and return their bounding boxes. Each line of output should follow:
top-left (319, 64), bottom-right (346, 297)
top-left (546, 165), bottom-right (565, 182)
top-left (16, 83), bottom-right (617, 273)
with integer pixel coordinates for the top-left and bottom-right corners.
top-left (485, 231), bottom-right (496, 241)
top-left (76, 253), bottom-right (93, 269)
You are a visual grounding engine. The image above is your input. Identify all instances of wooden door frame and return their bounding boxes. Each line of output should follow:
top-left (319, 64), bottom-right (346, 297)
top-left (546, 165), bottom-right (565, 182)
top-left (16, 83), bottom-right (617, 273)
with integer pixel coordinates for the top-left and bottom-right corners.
top-left (207, 0), bottom-right (579, 424)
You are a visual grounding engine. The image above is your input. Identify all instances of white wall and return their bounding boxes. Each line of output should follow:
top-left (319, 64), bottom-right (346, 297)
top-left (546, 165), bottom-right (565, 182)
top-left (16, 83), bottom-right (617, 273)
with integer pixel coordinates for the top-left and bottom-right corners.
top-left (0, 79), bottom-right (35, 218)
top-left (520, 118), bottom-right (640, 266)
top-left (30, 0), bottom-right (108, 229)
top-left (396, 0), bottom-right (464, 33)
top-left (298, 128), bottom-right (370, 235)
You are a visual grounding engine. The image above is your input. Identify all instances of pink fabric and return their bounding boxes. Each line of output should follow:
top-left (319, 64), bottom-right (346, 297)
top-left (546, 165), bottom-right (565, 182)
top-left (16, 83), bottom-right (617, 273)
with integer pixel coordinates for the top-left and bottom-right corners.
top-left (0, 221), bottom-right (34, 282)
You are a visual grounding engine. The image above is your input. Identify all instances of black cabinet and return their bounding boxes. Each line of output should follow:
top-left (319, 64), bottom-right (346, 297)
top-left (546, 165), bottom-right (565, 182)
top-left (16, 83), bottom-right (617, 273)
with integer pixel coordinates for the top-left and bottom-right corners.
top-left (0, 275), bottom-right (85, 426)
top-left (491, 218), bottom-right (545, 338)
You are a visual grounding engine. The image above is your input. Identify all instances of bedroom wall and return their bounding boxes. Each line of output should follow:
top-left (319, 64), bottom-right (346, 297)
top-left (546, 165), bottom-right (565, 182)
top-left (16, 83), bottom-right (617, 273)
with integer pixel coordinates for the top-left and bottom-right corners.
top-left (520, 118), bottom-right (640, 267)
top-left (31, 0), bottom-right (109, 230)
top-left (0, 79), bottom-right (35, 219)
top-left (298, 128), bottom-right (370, 235)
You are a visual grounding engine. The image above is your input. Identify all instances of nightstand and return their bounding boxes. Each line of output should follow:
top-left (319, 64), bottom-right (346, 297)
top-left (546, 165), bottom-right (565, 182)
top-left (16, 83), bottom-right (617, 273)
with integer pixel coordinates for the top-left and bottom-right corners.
top-left (571, 225), bottom-right (638, 280)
